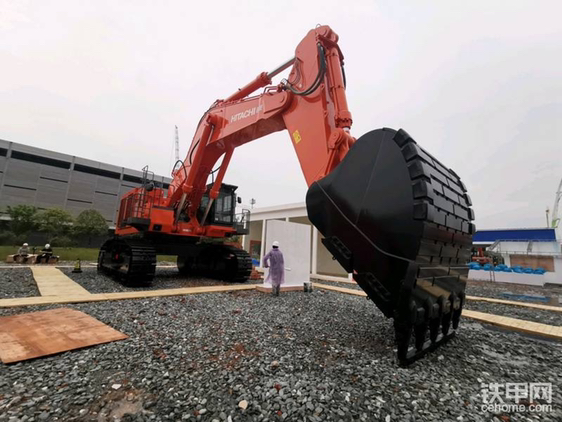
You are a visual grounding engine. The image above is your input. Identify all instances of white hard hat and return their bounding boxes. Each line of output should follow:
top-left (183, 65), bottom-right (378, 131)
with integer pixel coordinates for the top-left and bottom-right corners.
top-left (272, 241), bottom-right (280, 247)
top-left (45, 244), bottom-right (50, 248)
top-left (23, 243), bottom-right (28, 246)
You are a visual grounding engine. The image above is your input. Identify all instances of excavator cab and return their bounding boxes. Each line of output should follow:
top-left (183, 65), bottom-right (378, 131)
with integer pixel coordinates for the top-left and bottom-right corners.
top-left (198, 183), bottom-right (250, 235)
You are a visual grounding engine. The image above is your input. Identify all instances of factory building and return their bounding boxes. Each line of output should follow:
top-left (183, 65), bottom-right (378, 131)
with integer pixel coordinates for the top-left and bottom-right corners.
top-left (471, 228), bottom-right (562, 285)
top-left (473, 228), bottom-right (561, 270)
top-left (0, 139), bottom-right (172, 227)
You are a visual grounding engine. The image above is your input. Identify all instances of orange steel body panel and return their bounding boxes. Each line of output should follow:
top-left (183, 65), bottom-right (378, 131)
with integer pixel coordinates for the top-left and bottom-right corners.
top-left (116, 25), bottom-right (354, 239)
top-left (115, 187), bottom-right (234, 238)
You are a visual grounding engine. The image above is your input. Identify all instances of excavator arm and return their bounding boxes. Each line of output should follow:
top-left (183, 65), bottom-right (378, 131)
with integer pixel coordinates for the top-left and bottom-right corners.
top-left (166, 26), bottom-right (354, 229)
top-left (550, 177), bottom-right (561, 228)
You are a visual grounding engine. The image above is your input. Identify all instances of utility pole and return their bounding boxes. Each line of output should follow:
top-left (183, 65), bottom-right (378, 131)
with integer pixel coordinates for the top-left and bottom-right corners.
top-left (552, 177), bottom-right (562, 229)
top-left (174, 126), bottom-right (180, 162)
top-left (250, 198), bottom-right (256, 209)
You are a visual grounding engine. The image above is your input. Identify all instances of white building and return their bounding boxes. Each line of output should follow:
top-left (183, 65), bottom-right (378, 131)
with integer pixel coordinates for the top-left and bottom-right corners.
top-left (241, 202), bottom-right (351, 280)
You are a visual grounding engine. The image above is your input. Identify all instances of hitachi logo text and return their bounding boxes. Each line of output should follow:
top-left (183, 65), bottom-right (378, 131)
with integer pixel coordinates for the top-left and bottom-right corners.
top-left (230, 104), bottom-right (264, 123)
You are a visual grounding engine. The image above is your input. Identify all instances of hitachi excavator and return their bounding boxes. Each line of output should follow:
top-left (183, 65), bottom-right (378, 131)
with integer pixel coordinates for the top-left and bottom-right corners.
top-left (98, 25), bottom-right (475, 364)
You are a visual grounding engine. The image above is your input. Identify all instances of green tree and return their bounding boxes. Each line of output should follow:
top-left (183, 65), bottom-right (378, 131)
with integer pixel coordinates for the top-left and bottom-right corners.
top-left (6, 205), bottom-right (38, 236)
top-left (35, 208), bottom-right (74, 240)
top-left (73, 209), bottom-right (109, 245)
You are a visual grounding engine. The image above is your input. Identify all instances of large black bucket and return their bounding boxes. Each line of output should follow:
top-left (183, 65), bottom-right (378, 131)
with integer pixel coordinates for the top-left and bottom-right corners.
top-left (306, 128), bottom-right (474, 364)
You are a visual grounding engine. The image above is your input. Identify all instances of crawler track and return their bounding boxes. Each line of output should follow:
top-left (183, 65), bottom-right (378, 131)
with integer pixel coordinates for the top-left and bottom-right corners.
top-left (98, 238), bottom-right (156, 286)
top-left (99, 238), bottom-right (252, 287)
top-left (178, 244), bottom-right (252, 283)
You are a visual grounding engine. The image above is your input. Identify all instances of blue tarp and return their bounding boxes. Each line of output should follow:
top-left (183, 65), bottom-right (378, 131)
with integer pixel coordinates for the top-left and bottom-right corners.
top-left (469, 262), bottom-right (546, 274)
top-left (473, 228), bottom-right (556, 243)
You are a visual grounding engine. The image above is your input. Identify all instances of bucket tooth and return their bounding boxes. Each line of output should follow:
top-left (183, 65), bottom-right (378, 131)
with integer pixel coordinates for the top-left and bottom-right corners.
top-left (394, 320), bottom-right (413, 362)
top-left (414, 323), bottom-right (428, 352)
top-left (306, 127), bottom-right (474, 365)
top-left (429, 318), bottom-right (440, 343)
top-left (442, 310), bottom-right (452, 337)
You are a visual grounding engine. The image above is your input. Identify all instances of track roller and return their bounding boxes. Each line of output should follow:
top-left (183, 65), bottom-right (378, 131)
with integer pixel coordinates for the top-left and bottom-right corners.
top-left (177, 244), bottom-right (252, 282)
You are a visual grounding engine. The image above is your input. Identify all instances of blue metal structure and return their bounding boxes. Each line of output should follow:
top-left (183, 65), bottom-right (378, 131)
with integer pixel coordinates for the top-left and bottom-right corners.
top-left (473, 228), bottom-right (557, 243)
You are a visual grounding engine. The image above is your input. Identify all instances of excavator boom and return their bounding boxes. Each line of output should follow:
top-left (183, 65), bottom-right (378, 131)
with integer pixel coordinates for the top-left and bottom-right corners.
top-left (101, 25), bottom-right (475, 365)
top-left (165, 26), bottom-right (355, 232)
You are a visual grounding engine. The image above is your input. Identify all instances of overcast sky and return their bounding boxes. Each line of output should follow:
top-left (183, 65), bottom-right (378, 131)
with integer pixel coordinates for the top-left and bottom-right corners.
top-left (1, 1), bottom-right (561, 230)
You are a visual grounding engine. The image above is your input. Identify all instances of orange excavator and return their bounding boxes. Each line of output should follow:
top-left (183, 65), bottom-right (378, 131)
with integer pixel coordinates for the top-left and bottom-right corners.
top-left (99, 25), bottom-right (475, 364)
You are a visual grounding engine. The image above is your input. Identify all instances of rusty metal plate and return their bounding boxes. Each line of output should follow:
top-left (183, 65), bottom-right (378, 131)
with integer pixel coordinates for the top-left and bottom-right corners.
top-left (0, 308), bottom-right (127, 363)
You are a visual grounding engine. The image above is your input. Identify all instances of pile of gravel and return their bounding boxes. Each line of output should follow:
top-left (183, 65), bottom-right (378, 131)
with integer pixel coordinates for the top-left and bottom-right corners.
top-left (0, 268), bottom-right (40, 298)
top-left (1, 289), bottom-right (561, 421)
top-left (61, 267), bottom-right (259, 294)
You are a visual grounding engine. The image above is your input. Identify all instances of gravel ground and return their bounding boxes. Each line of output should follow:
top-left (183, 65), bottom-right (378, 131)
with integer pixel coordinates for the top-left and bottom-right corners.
top-left (60, 267), bottom-right (259, 294)
top-left (311, 280), bottom-right (361, 292)
top-left (1, 289), bottom-right (561, 422)
top-left (314, 279), bottom-right (562, 325)
top-left (312, 279), bottom-right (562, 307)
top-left (465, 301), bottom-right (562, 326)
top-left (466, 280), bottom-right (562, 305)
top-left (313, 280), bottom-right (562, 323)
top-left (312, 279), bottom-right (562, 305)
top-left (0, 268), bottom-right (40, 298)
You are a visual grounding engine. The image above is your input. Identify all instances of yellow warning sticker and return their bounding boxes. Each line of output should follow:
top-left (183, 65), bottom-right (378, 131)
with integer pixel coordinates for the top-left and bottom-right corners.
top-left (293, 130), bottom-right (302, 145)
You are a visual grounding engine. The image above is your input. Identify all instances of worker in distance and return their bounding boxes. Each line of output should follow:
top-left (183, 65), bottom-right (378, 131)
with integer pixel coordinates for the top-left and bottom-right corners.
top-left (37, 243), bottom-right (54, 264)
top-left (14, 242), bottom-right (30, 261)
top-left (263, 241), bottom-right (285, 296)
